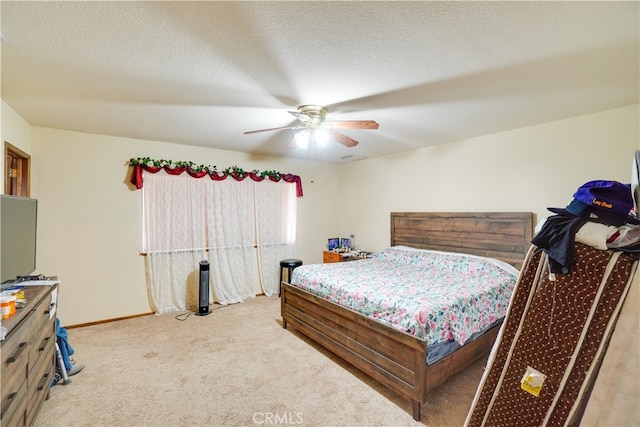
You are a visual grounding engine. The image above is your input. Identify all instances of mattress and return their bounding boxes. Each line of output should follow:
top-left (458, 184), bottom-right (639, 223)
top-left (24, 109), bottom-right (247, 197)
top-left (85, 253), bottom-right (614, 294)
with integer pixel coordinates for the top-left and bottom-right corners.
top-left (465, 243), bottom-right (638, 426)
top-left (290, 246), bottom-right (519, 364)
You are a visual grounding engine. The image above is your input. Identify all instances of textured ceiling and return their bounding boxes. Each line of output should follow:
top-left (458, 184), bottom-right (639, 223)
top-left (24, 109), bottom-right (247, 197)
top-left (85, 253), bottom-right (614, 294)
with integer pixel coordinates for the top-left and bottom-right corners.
top-left (1, 1), bottom-right (638, 163)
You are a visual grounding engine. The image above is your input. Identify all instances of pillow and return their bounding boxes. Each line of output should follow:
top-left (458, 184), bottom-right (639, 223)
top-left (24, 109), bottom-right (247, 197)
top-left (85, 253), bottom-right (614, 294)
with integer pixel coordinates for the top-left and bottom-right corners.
top-left (379, 246), bottom-right (519, 276)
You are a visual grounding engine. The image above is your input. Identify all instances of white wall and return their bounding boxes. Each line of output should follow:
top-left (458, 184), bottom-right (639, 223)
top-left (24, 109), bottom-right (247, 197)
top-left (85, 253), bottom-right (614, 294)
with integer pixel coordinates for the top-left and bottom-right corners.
top-left (28, 128), bottom-right (339, 325)
top-left (338, 104), bottom-right (640, 253)
top-left (3, 103), bottom-right (639, 325)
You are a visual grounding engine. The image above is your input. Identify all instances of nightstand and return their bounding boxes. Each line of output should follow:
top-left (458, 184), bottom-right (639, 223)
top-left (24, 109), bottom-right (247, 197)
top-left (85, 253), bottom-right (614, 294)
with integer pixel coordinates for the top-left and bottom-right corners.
top-left (323, 251), bottom-right (361, 263)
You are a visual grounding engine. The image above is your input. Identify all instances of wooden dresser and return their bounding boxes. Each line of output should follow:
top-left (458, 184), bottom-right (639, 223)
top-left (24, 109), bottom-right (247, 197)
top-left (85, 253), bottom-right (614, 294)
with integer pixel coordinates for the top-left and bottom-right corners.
top-left (1, 285), bottom-right (58, 427)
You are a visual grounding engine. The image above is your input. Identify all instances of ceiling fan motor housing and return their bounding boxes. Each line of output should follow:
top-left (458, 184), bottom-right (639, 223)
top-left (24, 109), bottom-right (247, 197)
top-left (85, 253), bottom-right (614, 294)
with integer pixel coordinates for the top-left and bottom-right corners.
top-left (298, 105), bottom-right (327, 124)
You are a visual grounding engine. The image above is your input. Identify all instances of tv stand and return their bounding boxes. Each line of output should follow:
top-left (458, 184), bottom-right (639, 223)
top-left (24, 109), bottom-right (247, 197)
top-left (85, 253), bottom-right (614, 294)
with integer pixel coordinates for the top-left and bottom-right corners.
top-left (1, 284), bottom-right (58, 426)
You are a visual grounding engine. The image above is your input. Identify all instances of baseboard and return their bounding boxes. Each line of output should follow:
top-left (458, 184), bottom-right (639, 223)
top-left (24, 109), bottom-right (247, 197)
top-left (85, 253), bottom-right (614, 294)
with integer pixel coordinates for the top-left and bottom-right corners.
top-left (64, 312), bottom-right (154, 329)
top-left (64, 293), bottom-right (268, 329)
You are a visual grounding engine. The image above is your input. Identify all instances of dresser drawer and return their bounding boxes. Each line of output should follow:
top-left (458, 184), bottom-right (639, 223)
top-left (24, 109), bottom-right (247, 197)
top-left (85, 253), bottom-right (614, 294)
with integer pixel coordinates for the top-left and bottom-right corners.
top-left (323, 251), bottom-right (342, 263)
top-left (31, 295), bottom-right (55, 343)
top-left (28, 320), bottom-right (55, 376)
top-left (1, 314), bottom-right (32, 406)
top-left (26, 338), bottom-right (55, 427)
top-left (0, 379), bottom-right (28, 427)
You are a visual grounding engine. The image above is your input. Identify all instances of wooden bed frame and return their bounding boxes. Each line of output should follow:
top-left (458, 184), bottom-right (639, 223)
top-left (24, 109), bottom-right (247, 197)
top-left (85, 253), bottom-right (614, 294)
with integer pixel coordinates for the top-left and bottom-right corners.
top-left (281, 212), bottom-right (533, 420)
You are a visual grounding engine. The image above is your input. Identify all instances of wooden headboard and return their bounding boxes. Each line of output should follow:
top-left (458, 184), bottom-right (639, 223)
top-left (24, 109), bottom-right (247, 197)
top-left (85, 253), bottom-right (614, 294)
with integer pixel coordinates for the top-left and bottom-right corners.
top-left (391, 212), bottom-right (533, 268)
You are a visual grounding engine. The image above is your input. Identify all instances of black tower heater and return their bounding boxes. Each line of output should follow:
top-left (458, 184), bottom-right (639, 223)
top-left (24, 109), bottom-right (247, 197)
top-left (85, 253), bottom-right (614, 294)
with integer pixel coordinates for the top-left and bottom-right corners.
top-left (196, 260), bottom-right (211, 316)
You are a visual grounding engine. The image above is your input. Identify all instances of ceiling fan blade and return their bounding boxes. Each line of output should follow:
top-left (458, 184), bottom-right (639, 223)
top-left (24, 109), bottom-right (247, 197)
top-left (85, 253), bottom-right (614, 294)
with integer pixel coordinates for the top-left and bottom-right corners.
top-left (329, 130), bottom-right (359, 147)
top-left (324, 120), bottom-right (379, 130)
top-left (243, 125), bottom-right (296, 135)
top-left (286, 138), bottom-right (297, 150)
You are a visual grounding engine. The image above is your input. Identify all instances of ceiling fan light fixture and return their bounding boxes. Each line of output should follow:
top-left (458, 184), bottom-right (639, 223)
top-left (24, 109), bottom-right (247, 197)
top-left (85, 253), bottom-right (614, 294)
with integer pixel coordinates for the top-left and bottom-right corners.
top-left (314, 128), bottom-right (329, 148)
top-left (295, 129), bottom-right (310, 149)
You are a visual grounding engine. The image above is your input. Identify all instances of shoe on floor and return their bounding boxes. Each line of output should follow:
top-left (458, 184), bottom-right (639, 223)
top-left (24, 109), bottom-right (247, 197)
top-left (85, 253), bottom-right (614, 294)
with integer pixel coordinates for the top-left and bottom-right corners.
top-left (68, 363), bottom-right (85, 376)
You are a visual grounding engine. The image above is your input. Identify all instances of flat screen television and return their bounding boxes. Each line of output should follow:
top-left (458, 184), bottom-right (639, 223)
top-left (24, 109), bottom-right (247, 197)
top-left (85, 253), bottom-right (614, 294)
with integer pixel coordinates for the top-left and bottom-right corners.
top-left (1, 195), bottom-right (38, 284)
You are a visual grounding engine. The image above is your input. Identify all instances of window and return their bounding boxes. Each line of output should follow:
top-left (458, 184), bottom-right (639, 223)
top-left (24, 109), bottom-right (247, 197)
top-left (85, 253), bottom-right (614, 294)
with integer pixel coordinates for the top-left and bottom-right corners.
top-left (141, 169), bottom-right (296, 314)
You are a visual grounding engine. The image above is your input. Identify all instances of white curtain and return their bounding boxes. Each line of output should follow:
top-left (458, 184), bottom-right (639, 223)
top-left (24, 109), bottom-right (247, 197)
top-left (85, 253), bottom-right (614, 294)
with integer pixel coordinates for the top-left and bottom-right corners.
top-left (142, 170), bottom-right (296, 314)
top-left (255, 179), bottom-right (297, 296)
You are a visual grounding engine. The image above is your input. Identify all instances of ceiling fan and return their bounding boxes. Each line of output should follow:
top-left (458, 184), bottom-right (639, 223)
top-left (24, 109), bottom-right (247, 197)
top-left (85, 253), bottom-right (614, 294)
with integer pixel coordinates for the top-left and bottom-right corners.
top-left (243, 105), bottom-right (379, 148)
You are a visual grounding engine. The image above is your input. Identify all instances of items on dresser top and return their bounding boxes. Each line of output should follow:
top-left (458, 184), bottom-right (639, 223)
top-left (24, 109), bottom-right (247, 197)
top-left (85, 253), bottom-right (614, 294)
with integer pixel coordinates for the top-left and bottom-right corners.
top-left (323, 250), bottom-right (371, 263)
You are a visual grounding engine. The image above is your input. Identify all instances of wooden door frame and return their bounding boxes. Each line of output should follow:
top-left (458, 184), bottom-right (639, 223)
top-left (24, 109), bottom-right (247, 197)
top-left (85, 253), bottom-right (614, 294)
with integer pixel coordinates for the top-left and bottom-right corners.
top-left (4, 141), bottom-right (31, 197)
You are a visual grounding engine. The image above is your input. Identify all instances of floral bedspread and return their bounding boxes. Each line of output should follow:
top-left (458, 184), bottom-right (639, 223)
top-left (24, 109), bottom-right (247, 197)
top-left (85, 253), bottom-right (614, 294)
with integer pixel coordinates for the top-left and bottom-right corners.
top-left (290, 247), bottom-right (519, 346)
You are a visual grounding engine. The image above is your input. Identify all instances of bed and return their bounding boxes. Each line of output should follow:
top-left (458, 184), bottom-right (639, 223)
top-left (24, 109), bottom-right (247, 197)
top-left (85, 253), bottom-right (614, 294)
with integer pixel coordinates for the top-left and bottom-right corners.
top-left (280, 212), bottom-right (533, 420)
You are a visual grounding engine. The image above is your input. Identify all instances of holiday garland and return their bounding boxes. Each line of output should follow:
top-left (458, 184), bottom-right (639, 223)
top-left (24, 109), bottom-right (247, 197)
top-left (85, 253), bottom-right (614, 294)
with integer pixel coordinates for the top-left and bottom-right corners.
top-left (128, 157), bottom-right (303, 196)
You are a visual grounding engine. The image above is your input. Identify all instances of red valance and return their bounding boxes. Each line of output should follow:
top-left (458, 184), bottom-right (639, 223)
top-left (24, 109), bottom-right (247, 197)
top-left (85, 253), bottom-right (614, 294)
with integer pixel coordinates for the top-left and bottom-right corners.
top-left (129, 164), bottom-right (303, 197)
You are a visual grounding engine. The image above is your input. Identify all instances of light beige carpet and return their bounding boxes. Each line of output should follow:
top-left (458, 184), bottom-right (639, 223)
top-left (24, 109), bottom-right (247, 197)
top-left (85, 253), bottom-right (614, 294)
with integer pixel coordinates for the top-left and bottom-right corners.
top-left (34, 296), bottom-right (485, 427)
